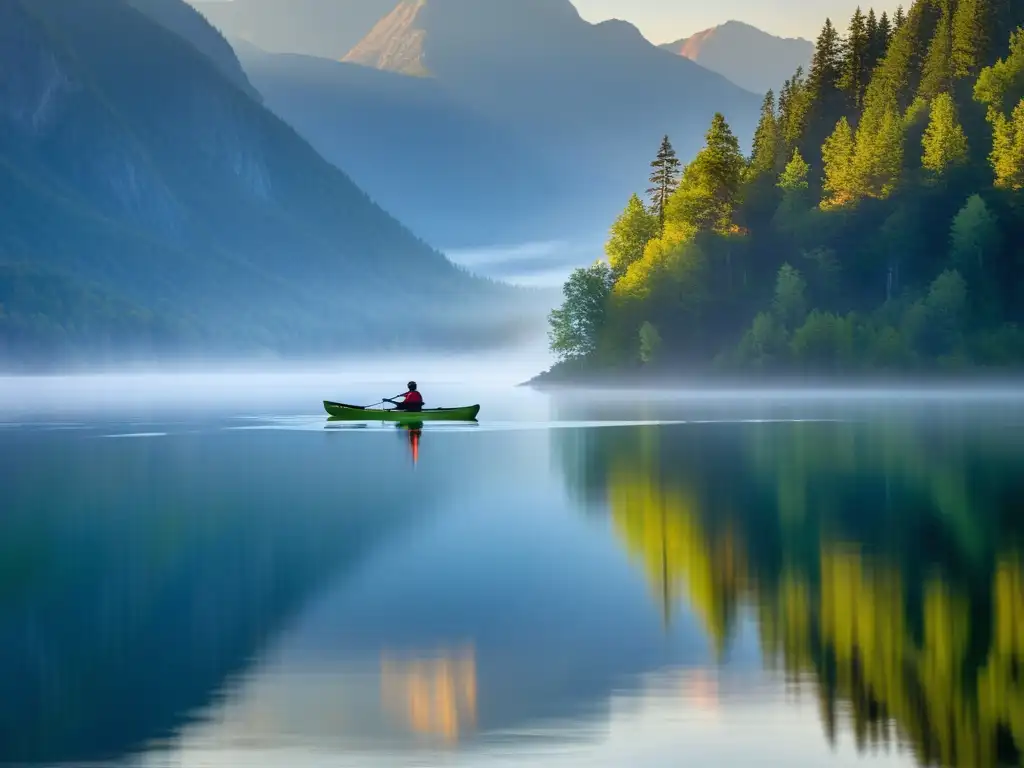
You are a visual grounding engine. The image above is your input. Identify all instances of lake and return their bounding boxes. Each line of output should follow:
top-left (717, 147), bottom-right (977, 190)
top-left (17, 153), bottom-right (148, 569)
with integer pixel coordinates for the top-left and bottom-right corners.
top-left (1, 374), bottom-right (1022, 768)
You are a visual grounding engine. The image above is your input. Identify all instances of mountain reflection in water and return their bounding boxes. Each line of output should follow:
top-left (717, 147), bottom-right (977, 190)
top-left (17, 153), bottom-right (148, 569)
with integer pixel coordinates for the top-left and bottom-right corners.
top-left (380, 645), bottom-right (478, 743)
top-left (0, 395), bottom-right (1022, 768)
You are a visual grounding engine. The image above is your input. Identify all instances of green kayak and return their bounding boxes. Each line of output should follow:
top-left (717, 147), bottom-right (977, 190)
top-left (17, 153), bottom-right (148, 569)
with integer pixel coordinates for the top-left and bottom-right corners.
top-left (323, 401), bottom-right (480, 422)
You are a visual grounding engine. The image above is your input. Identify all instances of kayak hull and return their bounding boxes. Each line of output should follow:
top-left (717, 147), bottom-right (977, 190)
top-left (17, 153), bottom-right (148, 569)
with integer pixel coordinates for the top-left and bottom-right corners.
top-left (323, 401), bottom-right (480, 422)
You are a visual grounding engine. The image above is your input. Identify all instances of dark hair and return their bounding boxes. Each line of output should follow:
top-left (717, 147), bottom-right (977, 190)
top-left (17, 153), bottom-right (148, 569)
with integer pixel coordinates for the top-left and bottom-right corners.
top-left (407, 381), bottom-right (417, 390)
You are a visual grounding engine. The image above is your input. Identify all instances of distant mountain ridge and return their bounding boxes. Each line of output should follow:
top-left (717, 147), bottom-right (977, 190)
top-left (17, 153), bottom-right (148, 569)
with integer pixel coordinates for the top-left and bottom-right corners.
top-left (0, 0), bottom-right (524, 366)
top-left (128, 0), bottom-right (262, 101)
top-left (661, 20), bottom-right (812, 95)
top-left (192, 0), bottom-right (398, 59)
top-left (238, 48), bottom-right (573, 248)
top-left (333, 0), bottom-right (761, 233)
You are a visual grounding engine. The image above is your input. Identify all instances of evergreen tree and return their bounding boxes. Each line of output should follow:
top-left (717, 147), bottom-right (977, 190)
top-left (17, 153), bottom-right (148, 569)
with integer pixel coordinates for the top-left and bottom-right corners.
top-left (952, 0), bottom-right (990, 79)
top-left (975, 30), bottom-right (1024, 188)
top-left (778, 149), bottom-right (811, 192)
top-left (988, 101), bottom-right (1024, 190)
top-left (878, 10), bottom-right (893, 54)
top-left (821, 117), bottom-right (856, 206)
top-left (606, 194), bottom-right (659, 277)
top-left (973, 28), bottom-right (1024, 115)
top-left (894, 5), bottom-right (906, 29)
top-left (922, 92), bottom-right (970, 176)
top-left (748, 91), bottom-right (781, 181)
top-left (648, 136), bottom-right (681, 231)
top-left (853, 108), bottom-right (905, 198)
top-left (668, 114), bottom-right (746, 234)
top-left (919, 0), bottom-right (954, 98)
top-left (805, 19), bottom-right (848, 161)
top-left (744, 91), bottom-right (785, 230)
top-left (841, 7), bottom-right (872, 110)
top-left (950, 194), bottom-right (1000, 321)
top-left (774, 150), bottom-right (813, 236)
top-left (773, 263), bottom-right (809, 329)
top-left (866, 8), bottom-right (879, 63)
top-left (950, 194), bottom-right (1000, 274)
top-left (779, 67), bottom-right (811, 147)
top-left (858, 5), bottom-right (935, 149)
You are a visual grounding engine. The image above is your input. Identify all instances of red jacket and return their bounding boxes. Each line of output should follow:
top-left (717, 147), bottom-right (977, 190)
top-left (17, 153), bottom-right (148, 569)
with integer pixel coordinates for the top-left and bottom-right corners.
top-left (403, 391), bottom-right (423, 405)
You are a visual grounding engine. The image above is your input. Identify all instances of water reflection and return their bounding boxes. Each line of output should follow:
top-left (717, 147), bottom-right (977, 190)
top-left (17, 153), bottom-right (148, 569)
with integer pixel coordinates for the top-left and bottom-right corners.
top-left (0, 427), bottom-right (433, 765)
top-left (1, 399), bottom-right (1022, 768)
top-left (380, 645), bottom-right (477, 743)
top-left (556, 417), bottom-right (1024, 767)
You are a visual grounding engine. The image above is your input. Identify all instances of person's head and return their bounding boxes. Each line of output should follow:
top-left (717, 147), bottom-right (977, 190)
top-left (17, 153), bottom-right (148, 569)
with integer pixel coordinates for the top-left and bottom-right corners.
top-left (407, 381), bottom-right (417, 391)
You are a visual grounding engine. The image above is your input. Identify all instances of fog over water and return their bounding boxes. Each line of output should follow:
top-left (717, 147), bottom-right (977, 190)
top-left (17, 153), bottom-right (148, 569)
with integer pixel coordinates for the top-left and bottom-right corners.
top-left (445, 238), bottom-right (602, 288)
top-left (4, 361), bottom-right (1024, 767)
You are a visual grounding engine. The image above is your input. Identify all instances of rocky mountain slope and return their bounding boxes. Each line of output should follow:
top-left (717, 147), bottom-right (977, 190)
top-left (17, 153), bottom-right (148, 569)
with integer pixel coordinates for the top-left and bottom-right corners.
top-left (193, 0), bottom-right (398, 59)
top-left (0, 0), bottom-right (521, 365)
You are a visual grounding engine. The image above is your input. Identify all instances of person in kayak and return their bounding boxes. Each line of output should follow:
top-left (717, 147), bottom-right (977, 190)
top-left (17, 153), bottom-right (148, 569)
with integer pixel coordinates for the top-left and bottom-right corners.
top-left (386, 382), bottom-right (424, 412)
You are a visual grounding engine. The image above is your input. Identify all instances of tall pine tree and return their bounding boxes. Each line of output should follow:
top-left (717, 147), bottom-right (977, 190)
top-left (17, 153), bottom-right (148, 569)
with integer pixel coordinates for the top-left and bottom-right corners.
top-left (974, 29), bottom-right (1024, 189)
top-left (866, 8), bottom-right (879, 61)
top-left (748, 91), bottom-right (782, 181)
top-left (894, 5), bottom-right (906, 29)
top-left (922, 92), bottom-right (970, 176)
top-left (878, 10), bottom-right (893, 54)
top-left (668, 114), bottom-right (746, 234)
top-left (853, 108), bottom-right (905, 198)
top-left (859, 1), bottom-right (937, 143)
top-left (773, 150), bottom-right (813, 237)
top-left (779, 67), bottom-right (811, 148)
top-left (648, 136), bottom-right (681, 232)
top-left (804, 19), bottom-right (848, 164)
top-left (821, 117), bottom-right (857, 206)
top-left (989, 101), bottom-right (1024, 190)
top-left (778, 149), bottom-right (811, 193)
top-left (951, 0), bottom-right (990, 79)
top-left (842, 7), bottom-right (872, 111)
top-left (919, 0), bottom-right (954, 98)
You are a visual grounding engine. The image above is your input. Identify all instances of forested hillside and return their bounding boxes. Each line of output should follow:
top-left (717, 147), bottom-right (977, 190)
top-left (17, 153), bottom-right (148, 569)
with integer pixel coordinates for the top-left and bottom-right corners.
top-left (0, 0), bottom-right (524, 368)
top-left (128, 0), bottom-right (262, 100)
top-left (544, 0), bottom-right (1024, 379)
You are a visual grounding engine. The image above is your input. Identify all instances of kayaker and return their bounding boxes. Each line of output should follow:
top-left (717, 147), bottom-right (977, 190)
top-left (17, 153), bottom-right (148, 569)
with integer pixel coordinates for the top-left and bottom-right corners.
top-left (386, 382), bottom-right (424, 412)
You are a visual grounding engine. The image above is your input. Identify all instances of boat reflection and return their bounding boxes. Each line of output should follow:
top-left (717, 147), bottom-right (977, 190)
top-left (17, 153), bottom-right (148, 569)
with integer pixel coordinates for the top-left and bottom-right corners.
top-left (397, 421), bottom-right (423, 466)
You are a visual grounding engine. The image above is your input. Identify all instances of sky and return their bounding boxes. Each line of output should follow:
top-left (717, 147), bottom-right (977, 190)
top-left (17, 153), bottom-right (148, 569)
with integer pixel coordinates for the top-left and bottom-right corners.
top-left (572, 0), bottom-right (906, 44)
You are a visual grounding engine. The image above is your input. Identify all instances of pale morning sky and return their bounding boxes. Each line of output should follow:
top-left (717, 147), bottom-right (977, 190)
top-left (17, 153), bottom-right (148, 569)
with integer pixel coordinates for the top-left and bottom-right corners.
top-left (572, 0), bottom-right (907, 43)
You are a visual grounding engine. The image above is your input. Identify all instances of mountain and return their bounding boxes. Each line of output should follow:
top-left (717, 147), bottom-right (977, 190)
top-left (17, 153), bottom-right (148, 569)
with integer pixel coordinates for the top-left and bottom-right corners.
top-left (0, 0), bottom-right (523, 366)
top-left (237, 47), bottom-right (574, 248)
top-left (661, 21), bottom-right (812, 96)
top-left (128, 0), bottom-right (261, 101)
top-left (335, 0), bottom-right (761, 239)
top-left (192, 0), bottom-right (398, 59)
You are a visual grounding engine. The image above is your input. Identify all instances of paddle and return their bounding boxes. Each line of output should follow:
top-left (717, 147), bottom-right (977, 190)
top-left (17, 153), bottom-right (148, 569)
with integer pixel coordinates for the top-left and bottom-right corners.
top-left (364, 393), bottom-right (405, 409)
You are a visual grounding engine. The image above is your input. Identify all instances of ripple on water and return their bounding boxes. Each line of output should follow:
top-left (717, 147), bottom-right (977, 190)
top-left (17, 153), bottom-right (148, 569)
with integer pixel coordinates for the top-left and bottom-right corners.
top-left (223, 417), bottom-right (850, 434)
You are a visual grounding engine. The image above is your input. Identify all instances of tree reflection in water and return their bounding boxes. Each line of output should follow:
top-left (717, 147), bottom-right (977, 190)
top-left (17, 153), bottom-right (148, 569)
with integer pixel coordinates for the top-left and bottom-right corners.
top-left (557, 419), bottom-right (1024, 767)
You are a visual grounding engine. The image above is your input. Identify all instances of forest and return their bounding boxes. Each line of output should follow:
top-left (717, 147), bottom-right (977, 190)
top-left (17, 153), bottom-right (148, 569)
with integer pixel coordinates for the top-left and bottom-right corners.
top-left (545, 0), bottom-right (1024, 378)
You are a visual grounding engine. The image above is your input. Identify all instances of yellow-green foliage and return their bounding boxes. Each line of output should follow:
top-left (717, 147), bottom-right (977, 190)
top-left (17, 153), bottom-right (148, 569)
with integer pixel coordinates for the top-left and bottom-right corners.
top-left (922, 93), bottom-right (970, 176)
top-left (585, 421), bottom-right (1024, 765)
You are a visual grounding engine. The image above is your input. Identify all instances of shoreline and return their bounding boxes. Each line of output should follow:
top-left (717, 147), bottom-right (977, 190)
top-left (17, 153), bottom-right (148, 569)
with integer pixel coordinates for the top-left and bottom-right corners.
top-left (522, 368), bottom-right (1024, 391)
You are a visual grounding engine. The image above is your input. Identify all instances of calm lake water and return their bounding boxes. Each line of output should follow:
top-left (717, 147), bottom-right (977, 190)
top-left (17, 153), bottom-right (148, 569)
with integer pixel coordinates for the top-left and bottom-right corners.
top-left (1, 374), bottom-right (1023, 768)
